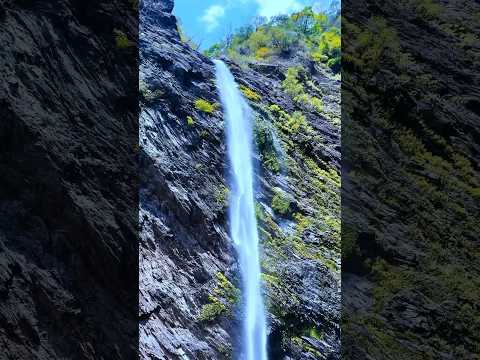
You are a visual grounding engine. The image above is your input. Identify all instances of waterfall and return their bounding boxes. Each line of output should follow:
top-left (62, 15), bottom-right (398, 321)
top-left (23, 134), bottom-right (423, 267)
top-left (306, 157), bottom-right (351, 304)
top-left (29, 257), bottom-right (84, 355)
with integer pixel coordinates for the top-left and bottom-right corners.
top-left (214, 60), bottom-right (268, 360)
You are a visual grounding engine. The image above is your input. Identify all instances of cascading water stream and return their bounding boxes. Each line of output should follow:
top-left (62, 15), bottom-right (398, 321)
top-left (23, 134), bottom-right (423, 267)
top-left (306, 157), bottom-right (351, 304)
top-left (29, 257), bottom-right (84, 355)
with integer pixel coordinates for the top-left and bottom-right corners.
top-left (214, 59), bottom-right (268, 360)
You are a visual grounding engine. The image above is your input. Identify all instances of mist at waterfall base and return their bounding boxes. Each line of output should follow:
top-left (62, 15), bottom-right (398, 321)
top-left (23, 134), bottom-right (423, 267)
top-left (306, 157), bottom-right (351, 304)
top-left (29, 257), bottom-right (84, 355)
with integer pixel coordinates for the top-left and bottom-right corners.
top-left (214, 60), bottom-right (268, 360)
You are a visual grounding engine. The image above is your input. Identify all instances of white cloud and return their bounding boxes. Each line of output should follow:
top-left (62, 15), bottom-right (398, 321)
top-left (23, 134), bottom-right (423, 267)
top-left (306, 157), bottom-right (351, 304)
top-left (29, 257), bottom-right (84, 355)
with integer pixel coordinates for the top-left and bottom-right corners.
top-left (200, 4), bottom-right (226, 32)
top-left (255, 0), bottom-right (303, 18)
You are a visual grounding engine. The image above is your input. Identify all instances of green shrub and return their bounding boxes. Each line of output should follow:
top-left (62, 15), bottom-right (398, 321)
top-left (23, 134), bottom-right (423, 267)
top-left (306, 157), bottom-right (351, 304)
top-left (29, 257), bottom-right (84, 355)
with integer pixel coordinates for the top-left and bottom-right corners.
top-left (247, 28), bottom-right (270, 53)
top-left (293, 213), bottom-right (312, 234)
top-left (213, 272), bottom-right (239, 304)
top-left (215, 184), bottom-right (229, 208)
top-left (200, 130), bottom-right (209, 139)
top-left (285, 111), bottom-right (307, 133)
top-left (255, 46), bottom-right (271, 59)
top-left (268, 104), bottom-right (311, 134)
top-left (309, 327), bottom-right (323, 340)
top-left (282, 67), bottom-right (324, 114)
top-left (186, 116), bottom-right (195, 126)
top-left (310, 96), bottom-right (324, 113)
top-left (198, 272), bottom-right (239, 322)
top-left (113, 29), bottom-right (131, 49)
top-left (240, 85), bottom-right (262, 101)
top-left (416, 0), bottom-right (442, 19)
top-left (282, 67), bottom-right (305, 99)
top-left (255, 202), bottom-right (266, 222)
top-left (195, 99), bottom-right (217, 113)
top-left (469, 187), bottom-right (480, 199)
top-left (263, 151), bottom-right (281, 173)
top-left (201, 6), bottom-right (341, 72)
top-left (198, 301), bottom-right (226, 322)
top-left (271, 188), bottom-right (290, 215)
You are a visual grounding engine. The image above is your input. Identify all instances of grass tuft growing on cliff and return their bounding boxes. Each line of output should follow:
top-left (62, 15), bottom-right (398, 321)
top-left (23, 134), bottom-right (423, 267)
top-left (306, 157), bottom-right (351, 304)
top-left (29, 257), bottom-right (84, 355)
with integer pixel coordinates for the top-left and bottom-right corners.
top-left (198, 301), bottom-right (226, 322)
top-left (240, 84), bottom-right (262, 101)
top-left (271, 188), bottom-right (291, 215)
top-left (113, 29), bottom-right (132, 49)
top-left (195, 99), bottom-right (217, 114)
top-left (214, 184), bottom-right (229, 208)
top-left (198, 272), bottom-right (240, 322)
top-left (186, 116), bottom-right (195, 127)
top-left (282, 67), bottom-right (324, 114)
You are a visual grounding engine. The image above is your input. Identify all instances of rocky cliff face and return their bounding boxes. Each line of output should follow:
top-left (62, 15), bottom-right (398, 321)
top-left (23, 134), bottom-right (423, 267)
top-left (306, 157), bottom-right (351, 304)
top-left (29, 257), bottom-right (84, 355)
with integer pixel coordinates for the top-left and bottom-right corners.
top-left (139, 1), bottom-right (341, 359)
top-left (342, 0), bottom-right (480, 358)
top-left (0, 0), bottom-right (138, 358)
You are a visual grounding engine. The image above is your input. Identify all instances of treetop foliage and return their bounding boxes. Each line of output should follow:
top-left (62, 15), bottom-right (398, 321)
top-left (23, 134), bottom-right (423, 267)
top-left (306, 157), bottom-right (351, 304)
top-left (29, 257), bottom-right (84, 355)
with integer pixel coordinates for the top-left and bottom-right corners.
top-left (204, 5), bottom-right (341, 73)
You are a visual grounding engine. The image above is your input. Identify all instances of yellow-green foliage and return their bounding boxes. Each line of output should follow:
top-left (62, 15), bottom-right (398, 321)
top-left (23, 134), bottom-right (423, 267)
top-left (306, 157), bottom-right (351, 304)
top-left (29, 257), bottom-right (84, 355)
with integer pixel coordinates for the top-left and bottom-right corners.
top-left (287, 112), bottom-right (308, 133)
top-left (309, 327), bottom-right (323, 340)
top-left (255, 46), bottom-right (270, 59)
top-left (304, 157), bottom-right (340, 188)
top-left (186, 116), bottom-right (195, 126)
top-left (319, 30), bottom-right (341, 52)
top-left (282, 67), bottom-right (305, 99)
top-left (203, 6), bottom-right (341, 72)
top-left (195, 99), bottom-right (217, 114)
top-left (240, 85), bottom-right (262, 101)
top-left (198, 301), bottom-right (226, 322)
top-left (271, 188), bottom-right (290, 215)
top-left (198, 272), bottom-right (239, 322)
top-left (263, 151), bottom-right (281, 173)
top-left (415, 0), bottom-right (442, 19)
top-left (469, 187), bottom-right (480, 199)
top-left (371, 259), bottom-right (412, 311)
top-left (113, 29), bottom-right (131, 49)
top-left (310, 28), bottom-right (341, 71)
top-left (215, 184), bottom-right (229, 208)
top-left (248, 28), bottom-right (270, 51)
top-left (293, 213), bottom-right (312, 233)
top-left (282, 67), bottom-right (324, 113)
top-left (261, 272), bottom-right (281, 287)
top-left (268, 104), bottom-right (312, 134)
top-left (212, 272), bottom-right (240, 304)
top-left (291, 336), bottom-right (323, 358)
top-left (344, 17), bottom-right (411, 73)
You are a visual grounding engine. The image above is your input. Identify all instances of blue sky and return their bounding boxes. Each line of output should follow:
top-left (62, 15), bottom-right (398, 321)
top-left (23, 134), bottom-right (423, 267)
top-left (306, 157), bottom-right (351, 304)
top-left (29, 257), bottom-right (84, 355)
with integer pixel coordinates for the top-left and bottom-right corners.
top-left (174, 0), bottom-right (334, 50)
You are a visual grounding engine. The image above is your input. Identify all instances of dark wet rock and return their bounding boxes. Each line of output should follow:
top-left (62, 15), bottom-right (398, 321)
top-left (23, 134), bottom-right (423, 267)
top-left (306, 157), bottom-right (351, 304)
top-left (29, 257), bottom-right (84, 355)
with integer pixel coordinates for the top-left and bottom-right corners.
top-left (0, 0), bottom-right (138, 358)
top-left (342, 0), bottom-right (480, 358)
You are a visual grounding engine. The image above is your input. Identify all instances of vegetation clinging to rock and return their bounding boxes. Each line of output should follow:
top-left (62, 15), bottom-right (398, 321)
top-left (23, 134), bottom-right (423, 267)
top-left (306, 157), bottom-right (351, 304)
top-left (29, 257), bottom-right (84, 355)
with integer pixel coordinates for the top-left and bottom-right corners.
top-left (198, 272), bottom-right (240, 322)
top-left (240, 84), bottom-right (262, 101)
top-left (204, 6), bottom-right (341, 73)
top-left (282, 67), bottom-right (324, 114)
top-left (114, 29), bottom-right (132, 49)
top-left (195, 99), bottom-right (217, 114)
top-left (271, 188), bottom-right (291, 215)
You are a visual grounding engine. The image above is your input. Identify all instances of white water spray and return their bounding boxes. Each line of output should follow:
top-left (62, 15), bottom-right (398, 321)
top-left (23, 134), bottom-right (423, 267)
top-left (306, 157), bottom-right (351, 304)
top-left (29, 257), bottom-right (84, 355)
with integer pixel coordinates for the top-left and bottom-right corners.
top-left (214, 60), bottom-right (268, 360)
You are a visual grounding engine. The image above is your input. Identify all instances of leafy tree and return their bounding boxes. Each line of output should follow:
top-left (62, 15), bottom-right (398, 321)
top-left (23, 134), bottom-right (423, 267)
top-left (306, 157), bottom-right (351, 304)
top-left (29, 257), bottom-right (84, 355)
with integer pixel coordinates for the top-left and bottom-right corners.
top-left (203, 5), bottom-right (341, 73)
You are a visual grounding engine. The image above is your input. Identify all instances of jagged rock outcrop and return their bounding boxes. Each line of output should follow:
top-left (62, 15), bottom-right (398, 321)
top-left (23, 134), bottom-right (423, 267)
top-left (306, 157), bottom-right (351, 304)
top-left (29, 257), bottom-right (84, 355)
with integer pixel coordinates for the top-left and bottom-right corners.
top-left (140, 0), bottom-right (341, 359)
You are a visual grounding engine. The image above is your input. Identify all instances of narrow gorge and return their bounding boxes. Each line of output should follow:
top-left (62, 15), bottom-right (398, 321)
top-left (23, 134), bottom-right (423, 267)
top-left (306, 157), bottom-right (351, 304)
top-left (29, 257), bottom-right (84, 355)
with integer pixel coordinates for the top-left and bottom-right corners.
top-left (139, 0), bottom-right (341, 358)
